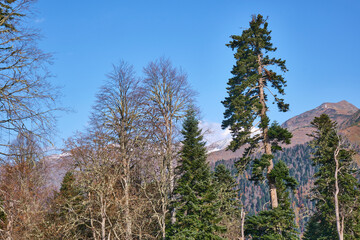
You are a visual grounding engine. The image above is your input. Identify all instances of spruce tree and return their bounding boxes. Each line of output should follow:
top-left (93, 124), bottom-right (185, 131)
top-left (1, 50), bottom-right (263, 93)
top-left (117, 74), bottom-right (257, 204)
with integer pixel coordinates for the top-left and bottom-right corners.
top-left (222, 14), bottom-right (291, 209)
top-left (213, 164), bottom-right (242, 239)
top-left (213, 164), bottom-right (240, 218)
top-left (304, 114), bottom-right (360, 240)
top-left (46, 171), bottom-right (90, 239)
top-left (167, 109), bottom-right (224, 240)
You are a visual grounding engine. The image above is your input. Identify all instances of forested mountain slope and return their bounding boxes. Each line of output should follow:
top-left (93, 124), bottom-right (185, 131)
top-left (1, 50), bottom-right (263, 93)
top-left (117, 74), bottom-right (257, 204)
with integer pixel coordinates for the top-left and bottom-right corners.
top-left (209, 100), bottom-right (360, 233)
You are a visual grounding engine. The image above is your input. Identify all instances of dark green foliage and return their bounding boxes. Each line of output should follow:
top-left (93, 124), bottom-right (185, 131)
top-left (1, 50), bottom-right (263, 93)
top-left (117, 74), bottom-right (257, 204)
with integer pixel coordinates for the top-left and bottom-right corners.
top-left (222, 14), bottom-right (289, 152)
top-left (249, 123), bottom-right (293, 182)
top-left (245, 161), bottom-right (299, 240)
top-left (268, 122), bottom-right (293, 152)
top-left (215, 144), bottom-right (317, 233)
top-left (304, 114), bottom-right (360, 239)
top-left (268, 161), bottom-right (297, 208)
top-left (46, 171), bottom-right (90, 239)
top-left (222, 14), bottom-right (298, 238)
top-left (59, 171), bottom-right (82, 199)
top-left (245, 208), bottom-right (297, 240)
top-left (303, 213), bottom-right (337, 240)
top-left (167, 109), bottom-right (225, 240)
top-left (222, 13), bottom-right (292, 190)
top-left (250, 154), bottom-right (273, 183)
top-left (213, 164), bottom-right (240, 213)
top-left (213, 164), bottom-right (242, 238)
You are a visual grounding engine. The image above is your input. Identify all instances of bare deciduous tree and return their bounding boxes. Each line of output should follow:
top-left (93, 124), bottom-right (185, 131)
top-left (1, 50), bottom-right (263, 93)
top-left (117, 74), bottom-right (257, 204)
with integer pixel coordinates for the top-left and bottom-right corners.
top-left (92, 61), bottom-right (147, 240)
top-left (0, 133), bottom-right (51, 240)
top-left (0, 0), bottom-right (59, 157)
top-left (0, 2), bottom-right (60, 237)
top-left (142, 57), bottom-right (194, 239)
top-left (59, 128), bottom-right (157, 240)
top-left (65, 132), bottom-right (123, 240)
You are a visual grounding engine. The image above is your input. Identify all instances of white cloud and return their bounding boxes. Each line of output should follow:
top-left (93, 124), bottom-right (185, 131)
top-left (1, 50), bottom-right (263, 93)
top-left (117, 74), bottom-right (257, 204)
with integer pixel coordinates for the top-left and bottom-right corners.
top-left (199, 121), bottom-right (231, 145)
top-left (199, 120), bottom-right (260, 146)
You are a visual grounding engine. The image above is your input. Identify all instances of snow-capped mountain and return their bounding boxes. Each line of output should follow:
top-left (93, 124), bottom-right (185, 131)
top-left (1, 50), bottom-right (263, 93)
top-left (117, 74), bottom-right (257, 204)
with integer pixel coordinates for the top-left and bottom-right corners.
top-left (206, 137), bottom-right (232, 153)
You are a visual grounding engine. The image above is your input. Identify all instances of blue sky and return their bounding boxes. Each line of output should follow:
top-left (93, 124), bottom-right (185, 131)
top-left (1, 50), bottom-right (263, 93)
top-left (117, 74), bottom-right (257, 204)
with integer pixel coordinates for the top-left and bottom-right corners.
top-left (33, 0), bottom-right (360, 146)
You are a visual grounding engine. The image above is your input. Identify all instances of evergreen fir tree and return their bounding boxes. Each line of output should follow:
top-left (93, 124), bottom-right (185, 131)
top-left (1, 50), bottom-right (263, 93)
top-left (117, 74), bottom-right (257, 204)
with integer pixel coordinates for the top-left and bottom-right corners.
top-left (167, 109), bottom-right (224, 240)
top-left (303, 213), bottom-right (336, 240)
top-left (304, 114), bottom-right (360, 240)
top-left (213, 164), bottom-right (242, 238)
top-left (245, 160), bottom-right (299, 240)
top-left (222, 14), bottom-right (291, 209)
top-left (46, 171), bottom-right (90, 239)
top-left (213, 164), bottom-right (240, 217)
top-left (59, 171), bottom-right (82, 200)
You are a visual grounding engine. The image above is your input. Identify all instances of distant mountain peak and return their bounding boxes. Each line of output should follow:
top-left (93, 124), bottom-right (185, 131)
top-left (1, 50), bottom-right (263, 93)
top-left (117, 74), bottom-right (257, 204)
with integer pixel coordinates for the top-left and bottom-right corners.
top-left (283, 100), bottom-right (358, 131)
top-left (315, 100), bottom-right (358, 115)
top-left (280, 100), bottom-right (359, 146)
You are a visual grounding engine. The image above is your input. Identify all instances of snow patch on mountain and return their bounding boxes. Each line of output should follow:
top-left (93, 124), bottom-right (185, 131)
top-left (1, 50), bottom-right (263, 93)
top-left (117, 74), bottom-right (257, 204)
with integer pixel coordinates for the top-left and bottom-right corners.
top-left (206, 137), bottom-right (232, 153)
top-left (199, 120), bottom-right (232, 153)
top-left (200, 120), bottom-right (260, 154)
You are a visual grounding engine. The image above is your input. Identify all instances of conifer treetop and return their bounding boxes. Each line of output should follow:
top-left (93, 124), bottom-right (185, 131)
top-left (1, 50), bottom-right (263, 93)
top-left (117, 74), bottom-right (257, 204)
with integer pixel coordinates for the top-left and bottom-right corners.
top-left (222, 14), bottom-right (289, 152)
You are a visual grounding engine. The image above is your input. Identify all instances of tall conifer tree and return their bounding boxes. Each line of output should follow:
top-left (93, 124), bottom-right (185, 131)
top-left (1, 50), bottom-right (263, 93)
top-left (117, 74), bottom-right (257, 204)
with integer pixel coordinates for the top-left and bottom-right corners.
top-left (245, 160), bottom-right (299, 240)
top-left (304, 114), bottom-right (360, 240)
top-left (167, 109), bottom-right (224, 240)
top-left (222, 14), bottom-right (291, 209)
top-left (222, 14), bottom-right (298, 239)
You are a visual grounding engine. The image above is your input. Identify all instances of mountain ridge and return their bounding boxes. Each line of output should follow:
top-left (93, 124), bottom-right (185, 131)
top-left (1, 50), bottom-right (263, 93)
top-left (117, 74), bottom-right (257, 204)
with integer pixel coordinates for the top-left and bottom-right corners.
top-left (207, 100), bottom-right (360, 163)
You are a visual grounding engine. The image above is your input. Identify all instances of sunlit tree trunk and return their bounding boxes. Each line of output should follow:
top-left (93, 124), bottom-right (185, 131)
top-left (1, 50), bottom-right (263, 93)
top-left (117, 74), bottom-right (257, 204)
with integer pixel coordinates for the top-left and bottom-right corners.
top-left (334, 141), bottom-right (343, 240)
top-left (258, 53), bottom-right (278, 209)
top-left (240, 206), bottom-right (246, 240)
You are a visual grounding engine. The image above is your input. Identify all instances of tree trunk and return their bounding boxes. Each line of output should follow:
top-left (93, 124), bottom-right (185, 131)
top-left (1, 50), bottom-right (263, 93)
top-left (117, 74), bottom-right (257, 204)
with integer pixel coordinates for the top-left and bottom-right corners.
top-left (161, 157), bottom-right (167, 240)
top-left (168, 123), bottom-right (176, 225)
top-left (161, 203), bottom-right (166, 240)
top-left (6, 206), bottom-right (13, 240)
top-left (334, 145), bottom-right (343, 240)
top-left (100, 194), bottom-right (107, 240)
top-left (257, 54), bottom-right (278, 209)
top-left (120, 130), bottom-right (132, 240)
top-left (89, 193), bottom-right (98, 240)
top-left (124, 175), bottom-right (132, 239)
top-left (240, 206), bottom-right (246, 240)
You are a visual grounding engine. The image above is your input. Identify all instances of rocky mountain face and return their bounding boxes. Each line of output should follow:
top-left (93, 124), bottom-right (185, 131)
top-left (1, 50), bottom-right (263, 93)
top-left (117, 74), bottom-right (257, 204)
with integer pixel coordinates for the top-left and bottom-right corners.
top-left (340, 109), bottom-right (360, 147)
top-left (208, 100), bottom-right (360, 163)
top-left (282, 100), bottom-right (359, 146)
